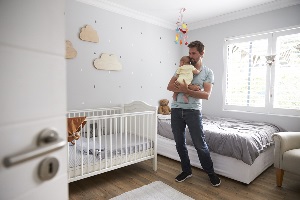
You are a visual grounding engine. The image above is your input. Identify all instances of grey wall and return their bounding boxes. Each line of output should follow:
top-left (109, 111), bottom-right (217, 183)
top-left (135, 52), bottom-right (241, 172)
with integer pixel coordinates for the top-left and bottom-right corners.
top-left (184, 5), bottom-right (300, 131)
top-left (65, 0), bottom-right (180, 110)
top-left (66, 0), bottom-right (300, 131)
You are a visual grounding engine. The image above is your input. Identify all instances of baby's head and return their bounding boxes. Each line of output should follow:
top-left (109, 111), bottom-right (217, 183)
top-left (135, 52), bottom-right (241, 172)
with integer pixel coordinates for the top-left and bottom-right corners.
top-left (180, 56), bottom-right (191, 66)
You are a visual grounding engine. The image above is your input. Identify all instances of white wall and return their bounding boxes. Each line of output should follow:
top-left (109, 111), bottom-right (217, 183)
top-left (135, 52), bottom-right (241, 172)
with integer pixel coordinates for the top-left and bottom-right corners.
top-left (185, 5), bottom-right (300, 131)
top-left (65, 0), bottom-right (180, 110)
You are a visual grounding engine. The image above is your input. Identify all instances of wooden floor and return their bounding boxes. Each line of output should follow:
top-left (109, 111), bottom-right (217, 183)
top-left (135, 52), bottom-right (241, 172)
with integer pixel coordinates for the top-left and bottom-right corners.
top-left (69, 155), bottom-right (300, 200)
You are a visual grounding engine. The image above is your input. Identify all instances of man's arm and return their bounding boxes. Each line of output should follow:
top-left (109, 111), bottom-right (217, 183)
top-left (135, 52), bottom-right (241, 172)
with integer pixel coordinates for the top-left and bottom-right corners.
top-left (168, 76), bottom-right (202, 92)
top-left (167, 76), bottom-right (179, 92)
top-left (174, 80), bottom-right (213, 100)
top-left (188, 84), bottom-right (200, 91)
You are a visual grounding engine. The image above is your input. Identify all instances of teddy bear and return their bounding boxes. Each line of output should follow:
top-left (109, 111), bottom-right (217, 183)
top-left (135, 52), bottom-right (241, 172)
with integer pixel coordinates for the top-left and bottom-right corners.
top-left (158, 99), bottom-right (171, 115)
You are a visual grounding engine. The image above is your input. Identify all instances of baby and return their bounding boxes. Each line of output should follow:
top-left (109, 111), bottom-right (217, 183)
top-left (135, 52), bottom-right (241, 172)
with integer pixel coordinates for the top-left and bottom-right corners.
top-left (173, 56), bottom-right (200, 103)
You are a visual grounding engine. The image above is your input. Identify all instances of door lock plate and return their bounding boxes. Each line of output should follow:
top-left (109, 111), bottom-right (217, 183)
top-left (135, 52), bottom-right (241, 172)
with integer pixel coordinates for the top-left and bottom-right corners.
top-left (38, 157), bottom-right (59, 181)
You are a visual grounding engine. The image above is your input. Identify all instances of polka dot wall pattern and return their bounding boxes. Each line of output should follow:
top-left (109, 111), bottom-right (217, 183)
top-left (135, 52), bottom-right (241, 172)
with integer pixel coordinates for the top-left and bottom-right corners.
top-left (65, 0), bottom-right (179, 110)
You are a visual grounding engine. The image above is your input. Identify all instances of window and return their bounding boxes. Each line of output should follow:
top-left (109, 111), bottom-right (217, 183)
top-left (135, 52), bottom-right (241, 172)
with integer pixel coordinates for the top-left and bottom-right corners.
top-left (224, 26), bottom-right (300, 116)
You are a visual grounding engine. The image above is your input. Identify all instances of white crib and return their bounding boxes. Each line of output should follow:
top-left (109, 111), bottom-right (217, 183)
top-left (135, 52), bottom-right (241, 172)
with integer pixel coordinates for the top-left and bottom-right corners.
top-left (66, 101), bottom-right (157, 183)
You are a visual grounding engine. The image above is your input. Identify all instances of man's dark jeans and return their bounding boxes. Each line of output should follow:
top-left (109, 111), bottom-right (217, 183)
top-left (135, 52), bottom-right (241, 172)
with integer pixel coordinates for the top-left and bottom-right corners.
top-left (171, 108), bottom-right (214, 174)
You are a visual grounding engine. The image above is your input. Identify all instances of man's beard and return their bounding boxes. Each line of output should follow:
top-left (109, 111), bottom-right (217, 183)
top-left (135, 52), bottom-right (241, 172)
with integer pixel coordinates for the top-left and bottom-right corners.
top-left (190, 59), bottom-right (197, 66)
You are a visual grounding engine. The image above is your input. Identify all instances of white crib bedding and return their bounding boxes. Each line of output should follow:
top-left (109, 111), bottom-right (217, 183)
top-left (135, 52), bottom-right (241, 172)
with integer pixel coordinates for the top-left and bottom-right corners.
top-left (157, 114), bottom-right (282, 165)
top-left (68, 133), bottom-right (152, 168)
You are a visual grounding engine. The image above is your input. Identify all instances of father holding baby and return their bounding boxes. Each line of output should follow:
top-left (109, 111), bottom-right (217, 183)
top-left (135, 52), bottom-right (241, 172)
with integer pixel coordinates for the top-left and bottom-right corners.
top-left (167, 40), bottom-right (221, 187)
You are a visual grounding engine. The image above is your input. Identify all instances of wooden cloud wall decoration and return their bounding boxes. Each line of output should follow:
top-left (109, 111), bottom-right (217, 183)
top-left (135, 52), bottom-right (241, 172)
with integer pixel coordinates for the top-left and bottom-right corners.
top-left (94, 53), bottom-right (122, 71)
top-left (65, 40), bottom-right (77, 59)
top-left (79, 25), bottom-right (99, 43)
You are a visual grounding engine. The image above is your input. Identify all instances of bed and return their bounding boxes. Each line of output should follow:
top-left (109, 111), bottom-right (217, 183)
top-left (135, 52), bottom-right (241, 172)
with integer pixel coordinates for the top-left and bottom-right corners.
top-left (67, 101), bottom-right (157, 183)
top-left (157, 114), bottom-right (283, 184)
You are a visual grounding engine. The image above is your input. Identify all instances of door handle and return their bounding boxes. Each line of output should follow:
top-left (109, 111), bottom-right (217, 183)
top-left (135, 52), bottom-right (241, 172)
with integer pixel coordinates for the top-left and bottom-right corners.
top-left (3, 128), bottom-right (66, 167)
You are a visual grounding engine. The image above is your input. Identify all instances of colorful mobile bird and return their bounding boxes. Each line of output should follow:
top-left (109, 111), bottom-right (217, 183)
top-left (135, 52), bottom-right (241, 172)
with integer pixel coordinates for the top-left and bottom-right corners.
top-left (175, 8), bottom-right (188, 45)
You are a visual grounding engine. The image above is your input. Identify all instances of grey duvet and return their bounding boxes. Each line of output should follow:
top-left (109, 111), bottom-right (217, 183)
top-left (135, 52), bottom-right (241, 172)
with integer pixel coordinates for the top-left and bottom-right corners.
top-left (157, 114), bottom-right (282, 165)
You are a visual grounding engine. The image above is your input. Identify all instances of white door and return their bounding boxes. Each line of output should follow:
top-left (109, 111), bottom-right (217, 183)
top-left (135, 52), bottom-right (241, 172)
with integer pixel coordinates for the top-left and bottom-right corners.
top-left (0, 1), bottom-right (68, 200)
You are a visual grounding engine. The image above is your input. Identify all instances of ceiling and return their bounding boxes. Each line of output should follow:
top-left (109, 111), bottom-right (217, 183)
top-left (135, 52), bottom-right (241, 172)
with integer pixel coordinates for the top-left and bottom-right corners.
top-left (79, 0), bottom-right (300, 29)
top-left (107, 0), bottom-right (277, 23)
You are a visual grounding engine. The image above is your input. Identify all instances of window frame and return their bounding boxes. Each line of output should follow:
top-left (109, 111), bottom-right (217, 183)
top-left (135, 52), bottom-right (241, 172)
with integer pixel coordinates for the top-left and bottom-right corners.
top-left (223, 25), bottom-right (300, 117)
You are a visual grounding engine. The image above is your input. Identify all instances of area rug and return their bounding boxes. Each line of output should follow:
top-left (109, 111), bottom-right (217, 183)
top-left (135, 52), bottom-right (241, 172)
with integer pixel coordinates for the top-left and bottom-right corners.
top-left (110, 181), bottom-right (194, 200)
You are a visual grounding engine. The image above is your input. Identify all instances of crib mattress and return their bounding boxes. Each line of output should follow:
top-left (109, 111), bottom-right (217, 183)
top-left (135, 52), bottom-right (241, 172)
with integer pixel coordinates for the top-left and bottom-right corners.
top-left (69, 133), bottom-right (152, 168)
top-left (157, 114), bottom-right (282, 165)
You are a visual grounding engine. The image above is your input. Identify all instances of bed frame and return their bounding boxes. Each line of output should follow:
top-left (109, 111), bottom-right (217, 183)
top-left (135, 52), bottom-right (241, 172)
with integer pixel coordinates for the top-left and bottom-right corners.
top-left (67, 101), bottom-right (157, 183)
top-left (158, 135), bottom-right (274, 184)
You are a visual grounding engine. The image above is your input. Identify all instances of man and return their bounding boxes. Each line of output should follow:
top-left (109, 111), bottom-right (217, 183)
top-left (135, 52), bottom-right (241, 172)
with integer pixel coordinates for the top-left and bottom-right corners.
top-left (167, 40), bottom-right (221, 187)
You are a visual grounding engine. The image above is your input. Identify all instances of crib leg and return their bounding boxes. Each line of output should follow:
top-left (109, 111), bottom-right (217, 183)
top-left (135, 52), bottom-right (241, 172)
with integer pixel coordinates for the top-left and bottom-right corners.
top-left (153, 155), bottom-right (157, 171)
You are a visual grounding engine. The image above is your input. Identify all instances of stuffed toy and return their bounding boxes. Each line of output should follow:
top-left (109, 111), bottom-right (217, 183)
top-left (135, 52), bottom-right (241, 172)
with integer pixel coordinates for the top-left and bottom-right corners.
top-left (158, 99), bottom-right (171, 115)
top-left (67, 117), bottom-right (86, 144)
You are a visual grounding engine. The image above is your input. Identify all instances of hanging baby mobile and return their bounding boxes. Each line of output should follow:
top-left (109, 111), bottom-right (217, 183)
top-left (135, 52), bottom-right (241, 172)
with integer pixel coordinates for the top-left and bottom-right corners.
top-left (175, 8), bottom-right (188, 45)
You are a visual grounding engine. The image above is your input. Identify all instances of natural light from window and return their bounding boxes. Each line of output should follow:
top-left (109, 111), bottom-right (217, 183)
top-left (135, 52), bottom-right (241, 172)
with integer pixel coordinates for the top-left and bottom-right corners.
top-left (224, 26), bottom-right (300, 116)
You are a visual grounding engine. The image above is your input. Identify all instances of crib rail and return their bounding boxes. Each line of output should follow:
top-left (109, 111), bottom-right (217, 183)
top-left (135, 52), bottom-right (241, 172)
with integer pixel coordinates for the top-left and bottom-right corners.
top-left (67, 105), bottom-right (157, 183)
top-left (67, 107), bottom-right (122, 118)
